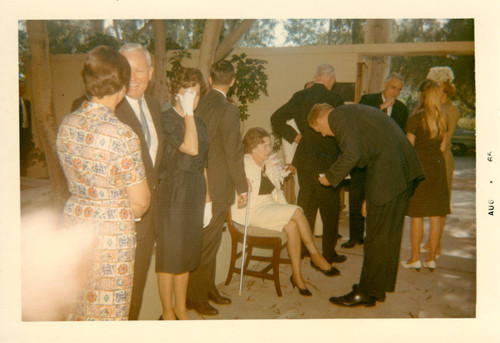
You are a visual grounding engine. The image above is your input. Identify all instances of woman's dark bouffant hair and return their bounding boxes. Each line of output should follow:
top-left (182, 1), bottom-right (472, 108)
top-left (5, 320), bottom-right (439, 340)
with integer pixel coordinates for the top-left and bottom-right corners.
top-left (81, 45), bottom-right (131, 99)
top-left (243, 127), bottom-right (270, 154)
top-left (170, 68), bottom-right (207, 103)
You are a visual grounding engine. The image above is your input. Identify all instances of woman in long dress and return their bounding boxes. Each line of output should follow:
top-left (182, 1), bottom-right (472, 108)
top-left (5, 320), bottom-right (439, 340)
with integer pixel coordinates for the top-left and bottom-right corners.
top-left (155, 68), bottom-right (210, 320)
top-left (401, 80), bottom-right (450, 271)
top-left (421, 66), bottom-right (460, 257)
top-left (56, 46), bottom-right (150, 320)
top-left (232, 127), bottom-right (339, 297)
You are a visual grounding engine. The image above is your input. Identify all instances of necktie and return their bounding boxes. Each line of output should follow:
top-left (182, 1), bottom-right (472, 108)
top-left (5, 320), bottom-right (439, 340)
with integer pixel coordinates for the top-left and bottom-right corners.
top-left (139, 99), bottom-right (151, 149)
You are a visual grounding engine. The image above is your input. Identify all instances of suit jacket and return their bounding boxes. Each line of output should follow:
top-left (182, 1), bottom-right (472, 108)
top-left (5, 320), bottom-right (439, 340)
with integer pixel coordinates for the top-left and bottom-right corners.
top-left (195, 89), bottom-right (247, 206)
top-left (359, 92), bottom-right (409, 132)
top-left (271, 83), bottom-right (345, 174)
top-left (115, 95), bottom-right (164, 239)
top-left (325, 104), bottom-right (424, 207)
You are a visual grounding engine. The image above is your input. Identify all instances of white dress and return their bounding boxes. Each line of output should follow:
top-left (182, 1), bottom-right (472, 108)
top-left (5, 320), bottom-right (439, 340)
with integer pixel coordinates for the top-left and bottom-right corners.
top-left (231, 154), bottom-right (301, 232)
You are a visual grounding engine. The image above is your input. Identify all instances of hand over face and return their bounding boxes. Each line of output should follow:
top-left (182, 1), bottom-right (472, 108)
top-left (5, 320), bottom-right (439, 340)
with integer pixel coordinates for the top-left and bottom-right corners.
top-left (178, 88), bottom-right (197, 116)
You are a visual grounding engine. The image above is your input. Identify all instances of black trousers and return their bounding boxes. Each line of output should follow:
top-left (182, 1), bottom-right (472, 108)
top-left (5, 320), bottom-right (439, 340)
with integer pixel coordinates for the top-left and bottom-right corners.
top-left (347, 167), bottom-right (366, 243)
top-left (187, 203), bottom-right (228, 303)
top-left (358, 189), bottom-right (411, 300)
top-left (297, 169), bottom-right (340, 262)
top-left (128, 225), bottom-right (156, 320)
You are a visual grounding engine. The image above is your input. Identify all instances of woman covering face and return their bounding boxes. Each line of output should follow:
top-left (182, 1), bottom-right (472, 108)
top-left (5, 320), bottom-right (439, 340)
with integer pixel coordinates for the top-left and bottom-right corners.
top-left (155, 68), bottom-right (210, 320)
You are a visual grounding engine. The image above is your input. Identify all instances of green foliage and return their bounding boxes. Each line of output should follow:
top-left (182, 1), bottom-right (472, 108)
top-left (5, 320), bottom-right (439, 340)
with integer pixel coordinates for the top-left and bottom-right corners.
top-left (391, 19), bottom-right (475, 117)
top-left (283, 19), bottom-right (366, 46)
top-left (166, 49), bottom-right (192, 85)
top-left (18, 21), bottom-right (29, 79)
top-left (227, 53), bottom-right (269, 122)
top-left (75, 33), bottom-right (120, 53)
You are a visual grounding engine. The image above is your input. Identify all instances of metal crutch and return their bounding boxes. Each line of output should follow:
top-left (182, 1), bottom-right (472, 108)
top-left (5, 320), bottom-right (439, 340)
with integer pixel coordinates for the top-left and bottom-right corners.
top-left (238, 187), bottom-right (251, 296)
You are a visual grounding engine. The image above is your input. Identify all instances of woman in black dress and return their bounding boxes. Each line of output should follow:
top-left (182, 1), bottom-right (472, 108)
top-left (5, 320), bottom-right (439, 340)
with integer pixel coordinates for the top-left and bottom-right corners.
top-left (156, 68), bottom-right (210, 320)
top-left (402, 80), bottom-right (450, 271)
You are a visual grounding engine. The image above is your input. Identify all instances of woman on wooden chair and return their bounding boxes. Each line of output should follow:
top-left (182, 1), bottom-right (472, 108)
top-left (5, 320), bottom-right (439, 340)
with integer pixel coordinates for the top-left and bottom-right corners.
top-left (231, 127), bottom-right (338, 296)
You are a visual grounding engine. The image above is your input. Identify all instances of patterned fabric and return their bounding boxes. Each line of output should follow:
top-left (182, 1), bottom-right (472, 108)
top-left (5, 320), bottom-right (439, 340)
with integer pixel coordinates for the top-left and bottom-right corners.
top-left (56, 101), bottom-right (146, 320)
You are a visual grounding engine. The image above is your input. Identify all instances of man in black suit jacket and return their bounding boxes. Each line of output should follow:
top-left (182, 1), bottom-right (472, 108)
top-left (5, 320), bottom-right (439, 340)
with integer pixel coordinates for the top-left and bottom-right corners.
top-left (271, 64), bottom-right (346, 267)
top-left (342, 73), bottom-right (409, 249)
top-left (359, 73), bottom-right (409, 131)
top-left (19, 81), bottom-right (34, 176)
top-left (186, 60), bottom-right (248, 316)
top-left (117, 43), bottom-right (164, 320)
top-left (309, 103), bottom-right (424, 306)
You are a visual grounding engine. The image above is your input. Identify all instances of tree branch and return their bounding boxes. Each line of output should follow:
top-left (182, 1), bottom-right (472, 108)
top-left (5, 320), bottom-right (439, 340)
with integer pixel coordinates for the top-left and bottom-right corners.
top-left (131, 20), bottom-right (153, 41)
top-left (198, 20), bottom-right (223, 80)
top-left (214, 19), bottom-right (255, 62)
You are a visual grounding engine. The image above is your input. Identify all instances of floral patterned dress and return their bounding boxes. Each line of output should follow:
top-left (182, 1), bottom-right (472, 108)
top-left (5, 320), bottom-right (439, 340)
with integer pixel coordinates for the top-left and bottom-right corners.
top-left (56, 101), bottom-right (146, 320)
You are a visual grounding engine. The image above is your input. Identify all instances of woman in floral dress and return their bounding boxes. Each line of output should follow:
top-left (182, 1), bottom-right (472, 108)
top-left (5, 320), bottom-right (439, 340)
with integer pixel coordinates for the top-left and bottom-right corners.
top-left (56, 46), bottom-right (150, 320)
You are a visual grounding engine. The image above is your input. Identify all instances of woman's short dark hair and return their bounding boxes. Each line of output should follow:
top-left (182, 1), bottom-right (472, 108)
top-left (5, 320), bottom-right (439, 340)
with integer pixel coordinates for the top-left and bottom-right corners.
top-left (81, 45), bottom-right (131, 99)
top-left (243, 127), bottom-right (270, 154)
top-left (170, 68), bottom-right (207, 103)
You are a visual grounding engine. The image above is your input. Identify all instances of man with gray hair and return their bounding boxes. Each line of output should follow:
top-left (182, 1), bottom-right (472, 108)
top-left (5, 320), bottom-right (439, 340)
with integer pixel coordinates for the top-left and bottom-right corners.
top-left (116, 43), bottom-right (164, 320)
top-left (271, 63), bottom-right (346, 270)
top-left (359, 73), bottom-right (408, 131)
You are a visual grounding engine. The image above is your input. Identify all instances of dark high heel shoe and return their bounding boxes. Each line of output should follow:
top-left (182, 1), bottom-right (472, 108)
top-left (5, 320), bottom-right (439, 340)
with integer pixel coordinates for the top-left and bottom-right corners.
top-left (310, 261), bottom-right (340, 277)
top-left (290, 275), bottom-right (312, 296)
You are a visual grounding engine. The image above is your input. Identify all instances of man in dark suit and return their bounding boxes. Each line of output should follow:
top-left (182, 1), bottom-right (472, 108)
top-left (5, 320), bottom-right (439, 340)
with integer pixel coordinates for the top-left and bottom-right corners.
top-left (308, 103), bottom-right (424, 306)
top-left (342, 73), bottom-right (409, 249)
top-left (359, 73), bottom-right (408, 131)
top-left (117, 43), bottom-right (164, 320)
top-left (186, 60), bottom-right (248, 316)
top-left (19, 81), bottom-right (34, 176)
top-left (271, 64), bottom-right (346, 268)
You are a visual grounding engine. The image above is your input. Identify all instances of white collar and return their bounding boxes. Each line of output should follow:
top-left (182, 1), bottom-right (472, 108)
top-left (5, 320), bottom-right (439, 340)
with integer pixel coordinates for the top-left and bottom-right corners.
top-left (213, 88), bottom-right (227, 98)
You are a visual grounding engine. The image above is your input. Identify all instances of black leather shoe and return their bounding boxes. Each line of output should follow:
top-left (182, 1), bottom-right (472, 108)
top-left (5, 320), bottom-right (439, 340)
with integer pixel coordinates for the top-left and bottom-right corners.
top-left (185, 300), bottom-right (219, 315)
top-left (310, 260), bottom-right (341, 277)
top-left (290, 275), bottom-right (312, 296)
top-left (341, 240), bottom-right (361, 249)
top-left (208, 290), bottom-right (232, 305)
top-left (329, 290), bottom-right (376, 307)
top-left (328, 254), bottom-right (347, 263)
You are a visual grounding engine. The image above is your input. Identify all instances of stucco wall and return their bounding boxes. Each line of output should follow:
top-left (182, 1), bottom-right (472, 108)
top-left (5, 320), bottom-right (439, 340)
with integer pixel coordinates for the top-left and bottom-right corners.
top-left (48, 45), bottom-right (361, 133)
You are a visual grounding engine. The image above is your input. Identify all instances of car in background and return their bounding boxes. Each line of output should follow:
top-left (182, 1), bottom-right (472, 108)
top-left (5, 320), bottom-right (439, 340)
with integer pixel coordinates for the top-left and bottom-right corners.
top-left (451, 127), bottom-right (475, 156)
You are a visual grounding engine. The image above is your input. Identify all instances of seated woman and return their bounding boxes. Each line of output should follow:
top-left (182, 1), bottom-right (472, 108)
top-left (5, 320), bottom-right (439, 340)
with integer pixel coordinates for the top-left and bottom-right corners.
top-left (231, 127), bottom-right (338, 296)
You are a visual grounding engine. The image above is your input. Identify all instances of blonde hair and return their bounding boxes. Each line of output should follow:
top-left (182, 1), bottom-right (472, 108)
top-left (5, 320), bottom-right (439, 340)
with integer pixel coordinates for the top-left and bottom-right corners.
top-left (415, 80), bottom-right (447, 139)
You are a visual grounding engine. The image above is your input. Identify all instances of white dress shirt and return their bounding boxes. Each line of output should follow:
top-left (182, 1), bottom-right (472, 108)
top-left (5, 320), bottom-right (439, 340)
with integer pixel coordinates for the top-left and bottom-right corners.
top-left (125, 95), bottom-right (158, 165)
top-left (381, 94), bottom-right (393, 117)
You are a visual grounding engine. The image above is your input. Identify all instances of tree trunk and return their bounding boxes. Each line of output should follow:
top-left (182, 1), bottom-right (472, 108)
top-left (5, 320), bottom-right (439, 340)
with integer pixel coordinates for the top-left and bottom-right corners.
top-left (26, 20), bottom-right (68, 209)
top-left (364, 19), bottom-right (393, 93)
top-left (152, 20), bottom-right (166, 106)
top-left (197, 20), bottom-right (223, 80)
top-left (214, 19), bottom-right (256, 62)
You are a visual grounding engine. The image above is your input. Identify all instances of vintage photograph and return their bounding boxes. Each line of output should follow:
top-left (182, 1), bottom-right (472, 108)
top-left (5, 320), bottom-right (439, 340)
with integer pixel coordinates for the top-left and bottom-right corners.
top-left (3, 0), bottom-right (498, 342)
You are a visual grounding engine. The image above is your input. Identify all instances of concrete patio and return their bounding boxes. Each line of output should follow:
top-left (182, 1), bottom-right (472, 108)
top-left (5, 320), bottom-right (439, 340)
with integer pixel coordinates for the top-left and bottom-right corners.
top-left (137, 152), bottom-right (476, 320)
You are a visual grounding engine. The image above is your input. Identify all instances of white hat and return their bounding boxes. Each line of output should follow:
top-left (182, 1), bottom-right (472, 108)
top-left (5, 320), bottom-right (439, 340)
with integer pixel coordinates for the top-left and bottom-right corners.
top-left (427, 66), bottom-right (455, 83)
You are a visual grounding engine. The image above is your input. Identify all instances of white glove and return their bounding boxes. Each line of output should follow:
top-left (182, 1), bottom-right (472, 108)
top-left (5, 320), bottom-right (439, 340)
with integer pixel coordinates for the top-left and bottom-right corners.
top-left (203, 201), bottom-right (213, 228)
top-left (178, 88), bottom-right (196, 116)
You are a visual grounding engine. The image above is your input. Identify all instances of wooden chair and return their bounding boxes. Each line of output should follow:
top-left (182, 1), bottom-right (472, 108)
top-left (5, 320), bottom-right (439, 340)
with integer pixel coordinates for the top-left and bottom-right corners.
top-left (224, 211), bottom-right (291, 296)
